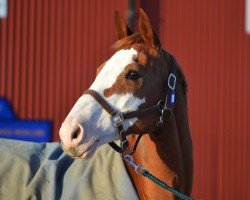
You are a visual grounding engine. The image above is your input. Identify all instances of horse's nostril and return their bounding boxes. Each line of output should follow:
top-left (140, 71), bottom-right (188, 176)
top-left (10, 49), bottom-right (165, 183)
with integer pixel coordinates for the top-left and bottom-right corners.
top-left (72, 127), bottom-right (81, 140)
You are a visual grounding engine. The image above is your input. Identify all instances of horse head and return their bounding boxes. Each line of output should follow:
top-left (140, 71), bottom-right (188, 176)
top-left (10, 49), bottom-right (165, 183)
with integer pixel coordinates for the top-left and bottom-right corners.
top-left (60, 9), bottom-right (177, 159)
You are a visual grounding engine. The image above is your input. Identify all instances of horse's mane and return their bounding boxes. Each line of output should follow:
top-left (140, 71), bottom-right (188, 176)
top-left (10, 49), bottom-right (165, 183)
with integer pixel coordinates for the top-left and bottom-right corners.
top-left (112, 33), bottom-right (188, 95)
top-left (162, 49), bottom-right (189, 96)
top-left (178, 66), bottom-right (188, 95)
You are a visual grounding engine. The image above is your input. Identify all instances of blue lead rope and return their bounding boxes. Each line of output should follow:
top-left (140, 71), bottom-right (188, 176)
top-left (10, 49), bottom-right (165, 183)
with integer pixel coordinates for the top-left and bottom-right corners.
top-left (141, 169), bottom-right (193, 200)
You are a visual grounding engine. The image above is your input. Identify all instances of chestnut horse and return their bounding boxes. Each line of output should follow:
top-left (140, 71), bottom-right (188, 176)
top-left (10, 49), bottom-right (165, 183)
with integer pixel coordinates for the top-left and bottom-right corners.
top-left (59, 9), bottom-right (193, 200)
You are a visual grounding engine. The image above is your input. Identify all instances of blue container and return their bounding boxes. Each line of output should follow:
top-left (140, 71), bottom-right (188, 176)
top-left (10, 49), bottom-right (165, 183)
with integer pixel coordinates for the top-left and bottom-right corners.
top-left (0, 97), bottom-right (52, 142)
top-left (0, 120), bottom-right (52, 142)
top-left (0, 97), bottom-right (15, 120)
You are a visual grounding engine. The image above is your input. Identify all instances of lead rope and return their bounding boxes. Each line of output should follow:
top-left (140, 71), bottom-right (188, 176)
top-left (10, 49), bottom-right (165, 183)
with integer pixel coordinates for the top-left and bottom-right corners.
top-left (121, 154), bottom-right (194, 200)
top-left (141, 170), bottom-right (193, 200)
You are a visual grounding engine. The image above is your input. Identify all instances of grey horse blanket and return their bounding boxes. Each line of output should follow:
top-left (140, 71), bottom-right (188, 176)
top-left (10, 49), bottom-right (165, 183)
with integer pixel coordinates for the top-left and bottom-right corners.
top-left (0, 139), bottom-right (139, 200)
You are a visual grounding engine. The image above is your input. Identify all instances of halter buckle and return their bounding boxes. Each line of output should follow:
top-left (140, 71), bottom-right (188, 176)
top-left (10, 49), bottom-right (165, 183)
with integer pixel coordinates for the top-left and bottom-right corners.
top-left (111, 112), bottom-right (124, 127)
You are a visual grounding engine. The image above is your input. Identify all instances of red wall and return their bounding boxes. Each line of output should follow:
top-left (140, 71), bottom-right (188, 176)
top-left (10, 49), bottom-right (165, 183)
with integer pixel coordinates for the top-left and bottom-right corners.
top-left (0, 0), bottom-right (128, 141)
top-left (0, 0), bottom-right (250, 199)
top-left (141, 0), bottom-right (250, 199)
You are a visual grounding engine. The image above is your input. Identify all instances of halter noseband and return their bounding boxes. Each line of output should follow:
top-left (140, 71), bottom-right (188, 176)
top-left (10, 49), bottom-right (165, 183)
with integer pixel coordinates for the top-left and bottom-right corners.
top-left (84, 53), bottom-right (178, 154)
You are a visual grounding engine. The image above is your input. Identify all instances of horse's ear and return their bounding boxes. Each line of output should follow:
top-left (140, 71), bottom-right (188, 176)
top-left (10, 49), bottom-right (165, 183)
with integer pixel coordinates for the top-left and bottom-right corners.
top-left (138, 8), bottom-right (161, 48)
top-left (115, 10), bottom-right (133, 40)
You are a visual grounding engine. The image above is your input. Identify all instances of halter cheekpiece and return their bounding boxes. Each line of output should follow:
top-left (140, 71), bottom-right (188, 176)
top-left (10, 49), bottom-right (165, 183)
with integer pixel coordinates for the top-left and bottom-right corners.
top-left (84, 53), bottom-right (178, 154)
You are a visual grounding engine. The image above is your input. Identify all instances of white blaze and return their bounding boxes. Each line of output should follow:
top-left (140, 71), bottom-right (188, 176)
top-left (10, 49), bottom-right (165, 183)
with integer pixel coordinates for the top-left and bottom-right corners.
top-left (90, 48), bottom-right (137, 92)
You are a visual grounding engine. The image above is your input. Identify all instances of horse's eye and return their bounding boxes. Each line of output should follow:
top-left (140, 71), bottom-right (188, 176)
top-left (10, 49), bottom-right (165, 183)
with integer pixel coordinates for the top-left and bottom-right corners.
top-left (126, 70), bottom-right (141, 80)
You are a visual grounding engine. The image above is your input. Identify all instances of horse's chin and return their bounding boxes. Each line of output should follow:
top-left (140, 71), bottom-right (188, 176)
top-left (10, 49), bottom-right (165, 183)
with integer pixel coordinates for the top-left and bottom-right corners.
top-left (62, 139), bottom-right (99, 160)
top-left (73, 144), bottom-right (98, 160)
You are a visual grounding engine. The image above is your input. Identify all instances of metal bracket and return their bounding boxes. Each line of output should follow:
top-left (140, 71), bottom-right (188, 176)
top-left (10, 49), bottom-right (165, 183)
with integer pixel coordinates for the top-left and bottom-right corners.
top-left (121, 138), bottom-right (129, 150)
top-left (157, 109), bottom-right (165, 127)
top-left (111, 112), bottom-right (124, 128)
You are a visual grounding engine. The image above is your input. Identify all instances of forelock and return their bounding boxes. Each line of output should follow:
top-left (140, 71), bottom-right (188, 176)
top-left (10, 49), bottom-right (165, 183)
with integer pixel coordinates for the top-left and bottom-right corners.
top-left (112, 33), bottom-right (143, 51)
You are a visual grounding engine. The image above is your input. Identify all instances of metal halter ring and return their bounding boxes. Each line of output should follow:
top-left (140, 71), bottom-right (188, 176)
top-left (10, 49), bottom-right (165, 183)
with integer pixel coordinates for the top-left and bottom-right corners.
top-left (157, 100), bottom-right (164, 111)
top-left (168, 73), bottom-right (176, 90)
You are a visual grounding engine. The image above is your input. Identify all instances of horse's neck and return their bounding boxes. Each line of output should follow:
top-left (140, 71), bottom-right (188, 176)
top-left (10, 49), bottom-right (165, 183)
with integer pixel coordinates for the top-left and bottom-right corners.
top-left (126, 120), bottom-right (182, 199)
top-left (126, 106), bottom-right (193, 199)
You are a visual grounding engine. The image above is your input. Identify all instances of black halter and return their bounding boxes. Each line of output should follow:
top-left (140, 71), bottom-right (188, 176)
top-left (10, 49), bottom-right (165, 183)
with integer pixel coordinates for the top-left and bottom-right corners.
top-left (84, 53), bottom-right (178, 154)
